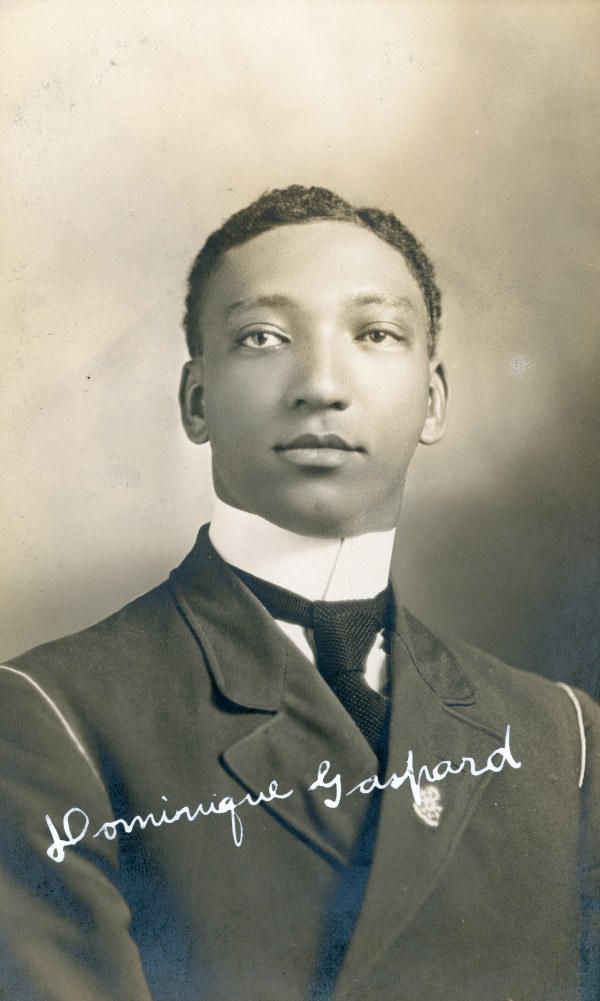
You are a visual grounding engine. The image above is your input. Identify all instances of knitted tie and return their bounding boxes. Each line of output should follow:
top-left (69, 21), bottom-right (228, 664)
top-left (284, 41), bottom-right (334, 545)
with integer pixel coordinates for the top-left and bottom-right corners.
top-left (232, 566), bottom-right (392, 761)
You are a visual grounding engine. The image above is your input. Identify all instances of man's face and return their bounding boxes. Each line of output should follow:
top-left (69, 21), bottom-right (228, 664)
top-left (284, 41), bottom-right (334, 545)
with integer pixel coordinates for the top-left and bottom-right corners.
top-left (181, 220), bottom-right (447, 537)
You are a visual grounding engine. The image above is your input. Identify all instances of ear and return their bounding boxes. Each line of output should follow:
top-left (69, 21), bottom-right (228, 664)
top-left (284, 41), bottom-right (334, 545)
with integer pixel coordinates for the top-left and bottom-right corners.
top-left (419, 359), bottom-right (448, 446)
top-left (179, 358), bottom-right (209, 444)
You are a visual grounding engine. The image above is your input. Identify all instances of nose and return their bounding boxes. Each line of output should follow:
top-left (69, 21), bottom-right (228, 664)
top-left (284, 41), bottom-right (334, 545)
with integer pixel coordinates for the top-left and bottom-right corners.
top-left (285, 336), bottom-right (350, 411)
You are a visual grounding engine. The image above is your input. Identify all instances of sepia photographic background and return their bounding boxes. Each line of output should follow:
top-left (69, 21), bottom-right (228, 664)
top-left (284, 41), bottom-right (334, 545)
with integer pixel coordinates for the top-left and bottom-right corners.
top-left (2, 0), bottom-right (598, 697)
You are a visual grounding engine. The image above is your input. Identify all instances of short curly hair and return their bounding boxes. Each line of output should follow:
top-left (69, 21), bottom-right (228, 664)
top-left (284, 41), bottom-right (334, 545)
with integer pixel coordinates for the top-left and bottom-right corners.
top-left (183, 184), bottom-right (441, 357)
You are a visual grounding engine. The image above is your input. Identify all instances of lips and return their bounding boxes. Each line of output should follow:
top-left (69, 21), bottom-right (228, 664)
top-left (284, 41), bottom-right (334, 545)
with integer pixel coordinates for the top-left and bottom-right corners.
top-left (273, 433), bottom-right (363, 469)
top-left (275, 433), bottom-right (360, 452)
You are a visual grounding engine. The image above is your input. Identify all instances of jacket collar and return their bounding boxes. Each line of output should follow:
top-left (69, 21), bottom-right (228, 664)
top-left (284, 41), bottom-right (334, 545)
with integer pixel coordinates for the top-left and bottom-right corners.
top-left (395, 606), bottom-right (477, 707)
top-left (169, 524), bottom-right (289, 711)
top-left (169, 524), bottom-right (476, 712)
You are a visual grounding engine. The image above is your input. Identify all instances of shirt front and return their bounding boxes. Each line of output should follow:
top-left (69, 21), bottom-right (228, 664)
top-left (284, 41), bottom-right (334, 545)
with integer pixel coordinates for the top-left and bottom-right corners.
top-left (209, 499), bottom-right (396, 693)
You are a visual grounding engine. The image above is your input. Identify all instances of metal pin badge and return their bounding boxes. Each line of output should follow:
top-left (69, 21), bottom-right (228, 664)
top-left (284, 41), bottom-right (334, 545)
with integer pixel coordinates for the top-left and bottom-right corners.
top-left (413, 785), bottom-right (443, 827)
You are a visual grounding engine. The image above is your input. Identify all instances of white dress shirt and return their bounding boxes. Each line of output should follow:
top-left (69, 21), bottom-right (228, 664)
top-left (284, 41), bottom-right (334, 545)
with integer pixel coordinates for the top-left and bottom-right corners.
top-left (209, 500), bottom-right (396, 694)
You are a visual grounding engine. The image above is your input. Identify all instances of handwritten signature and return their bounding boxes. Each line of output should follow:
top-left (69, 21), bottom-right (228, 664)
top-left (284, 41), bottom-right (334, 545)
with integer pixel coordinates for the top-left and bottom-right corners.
top-left (45, 725), bottom-right (520, 863)
top-left (310, 724), bottom-right (521, 809)
top-left (45, 780), bottom-right (293, 862)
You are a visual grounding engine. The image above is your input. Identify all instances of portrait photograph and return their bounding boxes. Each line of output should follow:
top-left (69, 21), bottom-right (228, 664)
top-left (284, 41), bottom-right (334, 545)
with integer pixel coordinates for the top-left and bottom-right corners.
top-left (1, 2), bottom-right (599, 999)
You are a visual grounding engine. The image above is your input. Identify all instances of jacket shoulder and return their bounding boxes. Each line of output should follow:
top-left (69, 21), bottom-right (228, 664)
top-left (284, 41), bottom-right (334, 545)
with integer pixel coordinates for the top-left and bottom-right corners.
top-left (0, 571), bottom-right (211, 727)
top-left (403, 608), bottom-right (600, 770)
top-left (6, 578), bottom-right (177, 672)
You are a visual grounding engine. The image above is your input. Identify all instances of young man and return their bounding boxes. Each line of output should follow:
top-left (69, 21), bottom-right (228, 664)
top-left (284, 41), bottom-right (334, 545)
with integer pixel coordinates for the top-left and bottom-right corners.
top-left (1, 186), bottom-right (598, 1001)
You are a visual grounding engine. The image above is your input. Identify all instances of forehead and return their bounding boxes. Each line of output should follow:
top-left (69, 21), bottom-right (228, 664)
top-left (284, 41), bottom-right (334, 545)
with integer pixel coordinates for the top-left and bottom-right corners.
top-left (201, 220), bottom-right (428, 324)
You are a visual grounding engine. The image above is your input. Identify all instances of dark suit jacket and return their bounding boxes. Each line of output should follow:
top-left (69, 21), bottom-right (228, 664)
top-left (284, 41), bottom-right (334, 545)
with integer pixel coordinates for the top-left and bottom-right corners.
top-left (1, 526), bottom-right (599, 1001)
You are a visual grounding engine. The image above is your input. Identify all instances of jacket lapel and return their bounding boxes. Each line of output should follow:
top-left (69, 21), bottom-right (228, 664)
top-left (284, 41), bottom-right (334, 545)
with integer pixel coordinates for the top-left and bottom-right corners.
top-left (223, 655), bottom-right (379, 866)
top-left (169, 526), bottom-right (378, 865)
top-left (334, 607), bottom-right (509, 997)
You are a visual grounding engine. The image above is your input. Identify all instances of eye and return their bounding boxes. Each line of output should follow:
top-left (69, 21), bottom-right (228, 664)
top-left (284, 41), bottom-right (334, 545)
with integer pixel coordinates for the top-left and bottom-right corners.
top-left (357, 327), bottom-right (404, 346)
top-left (238, 328), bottom-right (288, 349)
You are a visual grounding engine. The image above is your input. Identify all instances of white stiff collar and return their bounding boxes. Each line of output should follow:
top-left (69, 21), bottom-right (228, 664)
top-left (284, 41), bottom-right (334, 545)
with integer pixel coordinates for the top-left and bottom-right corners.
top-left (209, 499), bottom-right (395, 601)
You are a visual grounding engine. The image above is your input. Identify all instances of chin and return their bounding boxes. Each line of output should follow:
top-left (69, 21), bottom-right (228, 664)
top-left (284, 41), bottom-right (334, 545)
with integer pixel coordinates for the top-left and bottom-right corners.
top-left (263, 499), bottom-right (396, 539)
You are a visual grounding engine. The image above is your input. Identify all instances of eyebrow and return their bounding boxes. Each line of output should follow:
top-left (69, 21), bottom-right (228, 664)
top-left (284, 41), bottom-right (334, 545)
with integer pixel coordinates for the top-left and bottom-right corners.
top-left (225, 292), bottom-right (418, 316)
top-left (226, 295), bottom-right (295, 316)
top-left (344, 293), bottom-right (418, 313)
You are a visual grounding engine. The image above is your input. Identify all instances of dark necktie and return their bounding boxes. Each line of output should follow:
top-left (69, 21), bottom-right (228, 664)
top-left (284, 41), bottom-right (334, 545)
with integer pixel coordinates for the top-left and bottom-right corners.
top-left (231, 566), bottom-right (393, 762)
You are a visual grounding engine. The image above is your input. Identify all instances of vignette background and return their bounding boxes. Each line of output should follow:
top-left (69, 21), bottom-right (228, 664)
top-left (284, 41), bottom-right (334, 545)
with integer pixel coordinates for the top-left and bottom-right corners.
top-left (2, 0), bottom-right (598, 696)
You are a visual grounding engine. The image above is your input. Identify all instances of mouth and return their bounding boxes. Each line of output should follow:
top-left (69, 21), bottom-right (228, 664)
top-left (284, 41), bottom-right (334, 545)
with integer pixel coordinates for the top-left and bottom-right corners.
top-left (273, 434), bottom-right (364, 469)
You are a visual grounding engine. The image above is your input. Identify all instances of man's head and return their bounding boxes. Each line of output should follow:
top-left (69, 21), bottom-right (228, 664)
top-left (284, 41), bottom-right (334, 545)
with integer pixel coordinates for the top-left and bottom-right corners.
top-left (180, 185), bottom-right (448, 538)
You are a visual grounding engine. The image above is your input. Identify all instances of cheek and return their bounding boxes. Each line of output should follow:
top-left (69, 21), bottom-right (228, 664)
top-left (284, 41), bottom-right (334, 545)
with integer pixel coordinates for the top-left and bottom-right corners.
top-left (204, 358), bottom-right (280, 422)
top-left (371, 370), bottom-right (431, 439)
top-left (203, 380), bottom-right (278, 466)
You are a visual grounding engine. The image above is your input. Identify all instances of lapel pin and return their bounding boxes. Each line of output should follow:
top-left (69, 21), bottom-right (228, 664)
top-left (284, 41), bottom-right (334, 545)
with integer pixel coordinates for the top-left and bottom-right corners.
top-left (413, 784), bottom-right (443, 828)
